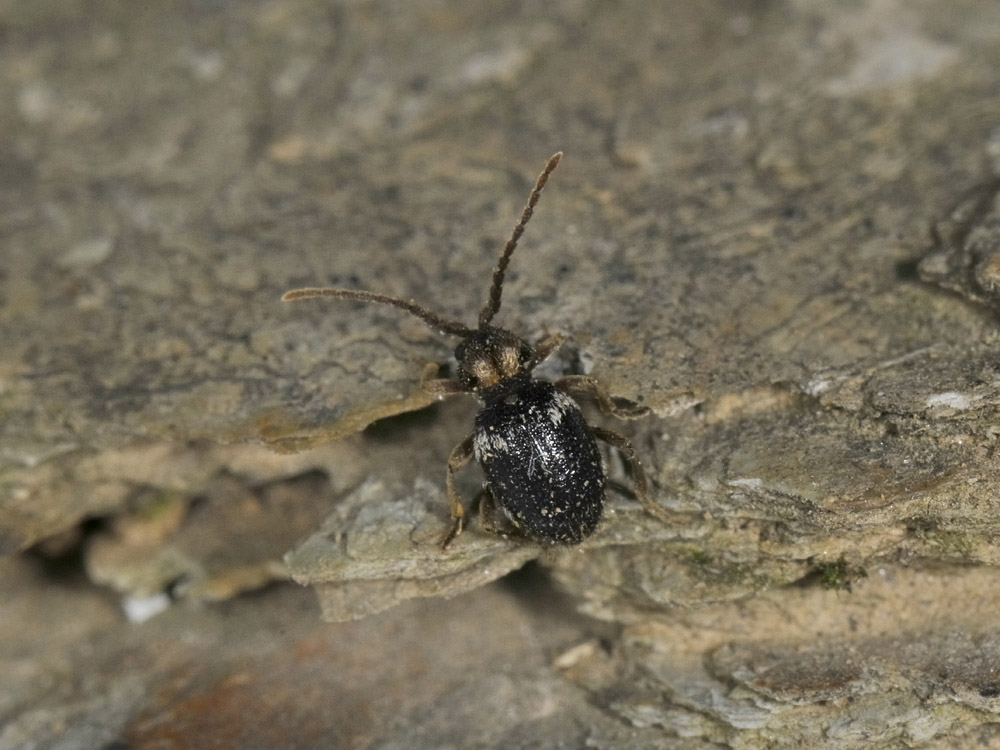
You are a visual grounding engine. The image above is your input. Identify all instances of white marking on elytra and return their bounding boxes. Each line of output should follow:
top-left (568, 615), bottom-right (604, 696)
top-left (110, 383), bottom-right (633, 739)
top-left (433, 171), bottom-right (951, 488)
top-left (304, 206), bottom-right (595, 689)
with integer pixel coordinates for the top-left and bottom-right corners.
top-left (546, 390), bottom-right (576, 427)
top-left (474, 427), bottom-right (509, 462)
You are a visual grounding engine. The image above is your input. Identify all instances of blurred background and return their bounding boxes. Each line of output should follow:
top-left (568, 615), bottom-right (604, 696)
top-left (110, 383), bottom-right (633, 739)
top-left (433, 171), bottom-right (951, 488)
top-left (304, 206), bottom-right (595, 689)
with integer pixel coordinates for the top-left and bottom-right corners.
top-left (3, 2), bottom-right (1000, 747)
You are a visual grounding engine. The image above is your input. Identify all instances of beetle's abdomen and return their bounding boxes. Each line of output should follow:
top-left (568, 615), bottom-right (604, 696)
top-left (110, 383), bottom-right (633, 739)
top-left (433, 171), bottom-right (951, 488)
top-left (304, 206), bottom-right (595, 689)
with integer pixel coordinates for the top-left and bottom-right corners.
top-left (474, 379), bottom-right (605, 544)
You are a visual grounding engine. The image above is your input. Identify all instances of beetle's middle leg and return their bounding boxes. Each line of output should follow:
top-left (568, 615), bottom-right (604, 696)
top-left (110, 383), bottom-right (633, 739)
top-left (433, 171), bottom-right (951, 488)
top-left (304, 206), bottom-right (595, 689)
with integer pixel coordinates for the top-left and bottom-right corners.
top-left (440, 432), bottom-right (475, 550)
top-left (592, 426), bottom-right (673, 525)
top-left (554, 375), bottom-right (647, 418)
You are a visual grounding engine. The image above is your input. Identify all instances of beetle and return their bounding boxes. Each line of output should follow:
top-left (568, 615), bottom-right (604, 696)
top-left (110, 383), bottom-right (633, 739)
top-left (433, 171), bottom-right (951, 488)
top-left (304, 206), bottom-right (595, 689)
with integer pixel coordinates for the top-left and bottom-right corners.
top-left (283, 152), bottom-right (670, 548)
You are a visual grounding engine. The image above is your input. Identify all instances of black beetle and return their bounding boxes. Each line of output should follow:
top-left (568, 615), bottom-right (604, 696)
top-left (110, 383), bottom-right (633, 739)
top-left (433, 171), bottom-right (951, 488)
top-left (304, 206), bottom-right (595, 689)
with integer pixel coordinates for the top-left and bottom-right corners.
top-left (283, 153), bottom-right (670, 548)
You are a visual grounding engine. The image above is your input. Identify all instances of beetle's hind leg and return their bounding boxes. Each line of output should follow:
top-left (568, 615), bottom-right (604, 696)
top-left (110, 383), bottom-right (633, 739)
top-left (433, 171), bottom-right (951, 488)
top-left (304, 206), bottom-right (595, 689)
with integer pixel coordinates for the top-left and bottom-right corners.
top-left (478, 486), bottom-right (529, 540)
top-left (440, 432), bottom-right (476, 550)
top-left (592, 426), bottom-right (673, 526)
top-left (554, 375), bottom-right (647, 418)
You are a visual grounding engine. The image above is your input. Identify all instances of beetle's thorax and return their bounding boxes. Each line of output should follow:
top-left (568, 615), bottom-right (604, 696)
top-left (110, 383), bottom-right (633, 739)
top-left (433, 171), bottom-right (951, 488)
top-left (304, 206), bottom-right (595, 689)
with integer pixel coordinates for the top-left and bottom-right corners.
top-left (454, 325), bottom-right (532, 392)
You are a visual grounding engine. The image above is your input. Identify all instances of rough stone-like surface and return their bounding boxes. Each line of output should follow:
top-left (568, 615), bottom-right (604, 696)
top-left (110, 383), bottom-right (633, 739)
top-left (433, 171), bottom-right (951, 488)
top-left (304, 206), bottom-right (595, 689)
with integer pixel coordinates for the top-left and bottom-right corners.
top-left (286, 473), bottom-right (690, 622)
top-left (4, 0), bottom-right (1000, 747)
top-left (1, 555), bottom-right (678, 750)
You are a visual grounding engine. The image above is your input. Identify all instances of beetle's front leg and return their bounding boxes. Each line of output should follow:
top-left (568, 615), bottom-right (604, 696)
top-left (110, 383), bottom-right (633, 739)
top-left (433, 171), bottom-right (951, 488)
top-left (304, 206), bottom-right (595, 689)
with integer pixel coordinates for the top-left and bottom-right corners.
top-left (421, 362), bottom-right (468, 399)
top-left (554, 375), bottom-right (647, 418)
top-left (440, 432), bottom-right (476, 550)
top-left (592, 426), bottom-right (673, 525)
top-left (526, 332), bottom-right (565, 371)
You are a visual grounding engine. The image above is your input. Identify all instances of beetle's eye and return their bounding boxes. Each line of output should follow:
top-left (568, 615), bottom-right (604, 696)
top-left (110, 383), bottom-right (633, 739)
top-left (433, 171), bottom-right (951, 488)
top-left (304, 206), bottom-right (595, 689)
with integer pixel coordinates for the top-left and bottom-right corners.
top-left (519, 344), bottom-right (532, 363)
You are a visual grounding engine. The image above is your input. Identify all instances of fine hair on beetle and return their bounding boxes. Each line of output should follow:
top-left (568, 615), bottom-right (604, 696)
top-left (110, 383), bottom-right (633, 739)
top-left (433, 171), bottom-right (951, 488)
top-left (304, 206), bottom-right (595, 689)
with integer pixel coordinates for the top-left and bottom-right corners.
top-left (283, 152), bottom-right (671, 549)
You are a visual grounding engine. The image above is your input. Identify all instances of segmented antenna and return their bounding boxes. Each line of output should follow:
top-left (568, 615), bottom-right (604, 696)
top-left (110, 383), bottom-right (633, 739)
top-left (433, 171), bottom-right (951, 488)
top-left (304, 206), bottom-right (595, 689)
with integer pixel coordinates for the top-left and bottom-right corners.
top-left (478, 152), bottom-right (562, 329)
top-left (281, 288), bottom-right (474, 337)
top-left (282, 152), bottom-right (563, 338)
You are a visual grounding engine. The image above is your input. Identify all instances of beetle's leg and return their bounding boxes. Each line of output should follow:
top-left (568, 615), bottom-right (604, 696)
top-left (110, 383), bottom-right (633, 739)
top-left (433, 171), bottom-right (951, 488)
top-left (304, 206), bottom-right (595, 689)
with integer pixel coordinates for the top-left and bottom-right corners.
top-left (592, 426), bottom-right (672, 525)
top-left (526, 332), bottom-right (566, 371)
top-left (554, 375), bottom-right (647, 418)
top-left (479, 486), bottom-right (526, 539)
top-left (440, 432), bottom-right (476, 549)
top-left (421, 362), bottom-right (468, 398)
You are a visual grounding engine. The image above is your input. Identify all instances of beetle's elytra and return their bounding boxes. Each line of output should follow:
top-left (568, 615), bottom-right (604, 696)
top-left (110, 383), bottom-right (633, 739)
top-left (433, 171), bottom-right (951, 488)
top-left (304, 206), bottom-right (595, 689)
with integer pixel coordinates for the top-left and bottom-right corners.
top-left (473, 378), bottom-right (604, 543)
top-left (283, 153), bottom-right (670, 548)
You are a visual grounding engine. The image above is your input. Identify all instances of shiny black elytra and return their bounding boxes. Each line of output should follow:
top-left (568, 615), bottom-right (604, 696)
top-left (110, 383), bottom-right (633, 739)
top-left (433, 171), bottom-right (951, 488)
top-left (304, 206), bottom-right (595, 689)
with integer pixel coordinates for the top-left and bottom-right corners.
top-left (283, 153), bottom-right (669, 548)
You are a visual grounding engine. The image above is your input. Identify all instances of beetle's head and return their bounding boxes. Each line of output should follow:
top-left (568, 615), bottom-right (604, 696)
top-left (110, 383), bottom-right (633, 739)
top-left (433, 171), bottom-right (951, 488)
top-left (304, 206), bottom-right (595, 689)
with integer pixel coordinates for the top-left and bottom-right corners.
top-left (454, 326), bottom-right (532, 391)
top-left (282, 153), bottom-right (564, 400)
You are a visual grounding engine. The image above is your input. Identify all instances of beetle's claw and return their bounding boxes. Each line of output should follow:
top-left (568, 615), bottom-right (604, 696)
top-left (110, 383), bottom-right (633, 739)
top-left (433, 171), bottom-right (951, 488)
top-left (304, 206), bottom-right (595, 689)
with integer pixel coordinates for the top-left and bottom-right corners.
top-left (439, 516), bottom-right (465, 550)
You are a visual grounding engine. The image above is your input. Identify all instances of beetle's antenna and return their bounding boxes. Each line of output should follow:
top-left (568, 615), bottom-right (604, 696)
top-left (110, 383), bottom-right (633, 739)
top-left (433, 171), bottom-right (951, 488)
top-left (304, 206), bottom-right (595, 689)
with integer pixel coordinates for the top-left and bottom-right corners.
top-left (478, 152), bottom-right (562, 329)
top-left (282, 288), bottom-right (475, 337)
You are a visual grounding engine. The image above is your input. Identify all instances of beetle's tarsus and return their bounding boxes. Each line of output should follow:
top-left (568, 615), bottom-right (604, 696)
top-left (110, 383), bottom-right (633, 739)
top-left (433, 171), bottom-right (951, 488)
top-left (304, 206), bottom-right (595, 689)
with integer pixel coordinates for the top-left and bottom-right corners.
top-left (440, 516), bottom-right (465, 550)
